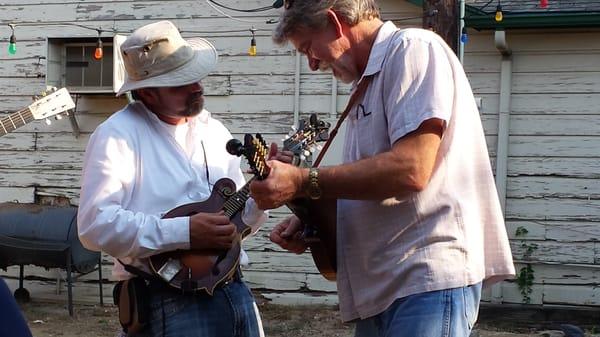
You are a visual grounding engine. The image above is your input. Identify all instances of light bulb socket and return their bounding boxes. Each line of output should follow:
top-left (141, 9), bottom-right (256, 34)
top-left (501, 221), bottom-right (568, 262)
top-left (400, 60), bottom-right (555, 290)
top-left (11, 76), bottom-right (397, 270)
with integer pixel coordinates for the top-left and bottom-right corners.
top-left (9, 34), bottom-right (16, 44)
top-left (250, 37), bottom-right (256, 47)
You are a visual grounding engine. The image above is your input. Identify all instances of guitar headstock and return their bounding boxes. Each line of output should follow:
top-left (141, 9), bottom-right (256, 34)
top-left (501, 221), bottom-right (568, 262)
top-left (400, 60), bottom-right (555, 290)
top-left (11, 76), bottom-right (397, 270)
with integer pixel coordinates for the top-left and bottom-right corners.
top-left (226, 133), bottom-right (270, 180)
top-left (226, 114), bottom-right (331, 178)
top-left (283, 113), bottom-right (331, 164)
top-left (29, 87), bottom-right (75, 120)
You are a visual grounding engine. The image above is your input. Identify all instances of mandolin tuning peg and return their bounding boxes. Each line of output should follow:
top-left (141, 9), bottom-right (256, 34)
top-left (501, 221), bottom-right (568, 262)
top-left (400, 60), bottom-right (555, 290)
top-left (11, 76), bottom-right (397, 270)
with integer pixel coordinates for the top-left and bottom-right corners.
top-left (290, 125), bottom-right (297, 131)
top-left (303, 150), bottom-right (311, 157)
top-left (45, 118), bottom-right (51, 125)
top-left (55, 114), bottom-right (62, 120)
top-left (316, 144), bottom-right (323, 151)
top-left (300, 154), bottom-right (306, 161)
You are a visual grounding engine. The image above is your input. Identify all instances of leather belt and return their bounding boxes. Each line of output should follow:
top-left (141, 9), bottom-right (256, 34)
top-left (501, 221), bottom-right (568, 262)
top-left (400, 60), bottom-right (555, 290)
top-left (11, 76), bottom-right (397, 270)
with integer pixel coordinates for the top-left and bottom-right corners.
top-left (147, 267), bottom-right (243, 295)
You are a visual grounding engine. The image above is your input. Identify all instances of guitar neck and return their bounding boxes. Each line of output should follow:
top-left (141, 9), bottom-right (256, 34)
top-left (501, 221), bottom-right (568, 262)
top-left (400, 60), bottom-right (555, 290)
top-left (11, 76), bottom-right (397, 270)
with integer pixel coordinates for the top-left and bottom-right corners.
top-left (222, 177), bottom-right (256, 218)
top-left (0, 108), bottom-right (35, 137)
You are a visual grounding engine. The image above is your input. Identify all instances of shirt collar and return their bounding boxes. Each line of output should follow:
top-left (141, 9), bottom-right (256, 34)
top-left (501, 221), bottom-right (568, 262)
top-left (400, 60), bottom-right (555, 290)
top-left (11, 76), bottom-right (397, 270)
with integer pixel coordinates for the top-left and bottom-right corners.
top-left (360, 21), bottom-right (399, 79)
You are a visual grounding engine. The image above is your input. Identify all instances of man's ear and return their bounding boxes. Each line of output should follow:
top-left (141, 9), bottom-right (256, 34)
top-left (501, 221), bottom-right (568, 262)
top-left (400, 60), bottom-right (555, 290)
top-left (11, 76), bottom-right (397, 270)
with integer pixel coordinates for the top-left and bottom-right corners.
top-left (136, 88), bottom-right (156, 105)
top-left (326, 9), bottom-right (344, 39)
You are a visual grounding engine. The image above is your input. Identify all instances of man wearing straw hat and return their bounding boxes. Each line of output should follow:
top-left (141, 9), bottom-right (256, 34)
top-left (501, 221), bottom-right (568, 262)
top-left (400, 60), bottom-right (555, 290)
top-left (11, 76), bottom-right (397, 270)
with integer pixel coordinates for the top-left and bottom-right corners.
top-left (78, 20), bottom-right (266, 337)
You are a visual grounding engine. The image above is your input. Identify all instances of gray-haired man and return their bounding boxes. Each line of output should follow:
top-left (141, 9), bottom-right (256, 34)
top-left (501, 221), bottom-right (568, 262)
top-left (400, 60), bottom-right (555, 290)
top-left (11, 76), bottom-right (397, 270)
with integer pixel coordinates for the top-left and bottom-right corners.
top-left (250, 1), bottom-right (515, 336)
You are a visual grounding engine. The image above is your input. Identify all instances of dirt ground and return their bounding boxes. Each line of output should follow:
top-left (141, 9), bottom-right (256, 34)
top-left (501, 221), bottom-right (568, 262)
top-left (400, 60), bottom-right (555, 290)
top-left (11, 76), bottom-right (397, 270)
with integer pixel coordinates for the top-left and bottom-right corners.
top-left (18, 298), bottom-right (537, 337)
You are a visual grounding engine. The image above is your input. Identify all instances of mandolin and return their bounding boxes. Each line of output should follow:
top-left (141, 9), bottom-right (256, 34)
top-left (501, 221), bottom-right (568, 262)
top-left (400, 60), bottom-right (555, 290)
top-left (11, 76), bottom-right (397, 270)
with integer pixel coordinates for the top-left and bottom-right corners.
top-left (148, 114), bottom-right (330, 294)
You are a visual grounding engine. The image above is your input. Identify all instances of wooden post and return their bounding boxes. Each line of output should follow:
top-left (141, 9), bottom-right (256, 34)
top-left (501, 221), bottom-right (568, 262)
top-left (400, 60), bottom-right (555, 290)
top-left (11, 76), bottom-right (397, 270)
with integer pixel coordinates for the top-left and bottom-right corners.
top-left (423, 0), bottom-right (459, 54)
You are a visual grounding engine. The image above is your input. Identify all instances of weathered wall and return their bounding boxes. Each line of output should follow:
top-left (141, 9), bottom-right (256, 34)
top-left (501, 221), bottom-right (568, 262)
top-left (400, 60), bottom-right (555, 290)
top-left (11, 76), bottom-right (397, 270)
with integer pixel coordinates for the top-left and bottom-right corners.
top-left (0, 0), bottom-right (420, 305)
top-left (464, 28), bottom-right (600, 306)
top-left (3, 0), bottom-right (599, 310)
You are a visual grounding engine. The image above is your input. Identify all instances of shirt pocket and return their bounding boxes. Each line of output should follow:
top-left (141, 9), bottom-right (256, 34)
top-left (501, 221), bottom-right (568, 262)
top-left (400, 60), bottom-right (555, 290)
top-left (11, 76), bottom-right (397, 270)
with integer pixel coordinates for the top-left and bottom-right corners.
top-left (354, 105), bottom-right (388, 159)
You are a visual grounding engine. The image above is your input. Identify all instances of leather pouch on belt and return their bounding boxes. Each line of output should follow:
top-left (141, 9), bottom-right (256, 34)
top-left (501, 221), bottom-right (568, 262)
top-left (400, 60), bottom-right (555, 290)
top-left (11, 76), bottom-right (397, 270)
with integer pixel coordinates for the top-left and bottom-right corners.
top-left (113, 277), bottom-right (150, 334)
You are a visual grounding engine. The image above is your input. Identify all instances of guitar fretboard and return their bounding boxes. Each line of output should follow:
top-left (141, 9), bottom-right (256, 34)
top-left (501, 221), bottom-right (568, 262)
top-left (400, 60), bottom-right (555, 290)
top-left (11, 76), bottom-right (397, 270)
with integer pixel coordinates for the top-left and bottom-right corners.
top-left (0, 108), bottom-right (35, 137)
top-left (222, 177), bottom-right (255, 218)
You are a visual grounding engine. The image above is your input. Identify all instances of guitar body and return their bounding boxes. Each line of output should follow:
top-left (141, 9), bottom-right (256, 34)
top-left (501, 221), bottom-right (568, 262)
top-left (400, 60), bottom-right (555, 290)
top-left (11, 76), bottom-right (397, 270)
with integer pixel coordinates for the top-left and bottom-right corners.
top-left (287, 197), bottom-right (337, 281)
top-left (149, 178), bottom-right (251, 295)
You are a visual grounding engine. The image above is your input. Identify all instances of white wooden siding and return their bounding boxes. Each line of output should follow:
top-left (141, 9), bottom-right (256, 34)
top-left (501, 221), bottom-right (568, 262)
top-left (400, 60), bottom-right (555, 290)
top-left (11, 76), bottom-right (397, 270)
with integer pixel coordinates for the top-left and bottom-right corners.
top-left (0, 0), bottom-right (420, 305)
top-left (466, 28), bottom-right (600, 306)
top-left (2, 0), bottom-right (599, 309)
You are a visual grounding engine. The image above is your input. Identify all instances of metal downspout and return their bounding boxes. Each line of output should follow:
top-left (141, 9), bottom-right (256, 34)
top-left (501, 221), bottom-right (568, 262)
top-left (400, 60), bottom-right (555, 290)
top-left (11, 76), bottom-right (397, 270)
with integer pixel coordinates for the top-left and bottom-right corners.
top-left (494, 30), bottom-right (512, 214)
top-left (458, 0), bottom-right (465, 63)
top-left (492, 29), bottom-right (512, 304)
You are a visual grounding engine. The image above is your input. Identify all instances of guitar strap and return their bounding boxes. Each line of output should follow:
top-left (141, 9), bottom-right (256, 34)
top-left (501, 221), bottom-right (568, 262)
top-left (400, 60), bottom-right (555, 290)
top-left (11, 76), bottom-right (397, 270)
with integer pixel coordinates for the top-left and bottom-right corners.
top-left (313, 75), bottom-right (374, 167)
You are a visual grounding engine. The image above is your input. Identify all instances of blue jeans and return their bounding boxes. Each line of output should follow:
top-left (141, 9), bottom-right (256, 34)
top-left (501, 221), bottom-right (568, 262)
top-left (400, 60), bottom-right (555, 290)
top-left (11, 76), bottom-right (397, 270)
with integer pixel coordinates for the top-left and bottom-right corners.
top-left (354, 283), bottom-right (482, 337)
top-left (133, 279), bottom-right (263, 337)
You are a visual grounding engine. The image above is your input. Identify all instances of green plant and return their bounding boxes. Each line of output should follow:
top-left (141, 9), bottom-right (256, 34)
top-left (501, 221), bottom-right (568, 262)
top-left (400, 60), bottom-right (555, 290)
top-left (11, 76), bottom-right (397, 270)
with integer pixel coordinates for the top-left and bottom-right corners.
top-left (516, 264), bottom-right (534, 304)
top-left (514, 226), bottom-right (537, 304)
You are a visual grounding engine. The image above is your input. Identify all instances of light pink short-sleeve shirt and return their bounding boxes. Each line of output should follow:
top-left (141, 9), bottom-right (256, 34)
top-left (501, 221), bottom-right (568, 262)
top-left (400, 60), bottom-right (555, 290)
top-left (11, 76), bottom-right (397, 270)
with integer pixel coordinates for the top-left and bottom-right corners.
top-left (336, 22), bottom-right (515, 322)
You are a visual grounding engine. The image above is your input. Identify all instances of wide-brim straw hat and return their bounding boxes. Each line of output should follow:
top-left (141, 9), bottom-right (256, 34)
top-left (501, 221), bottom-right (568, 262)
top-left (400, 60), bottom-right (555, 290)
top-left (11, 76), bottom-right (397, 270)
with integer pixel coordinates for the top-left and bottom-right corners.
top-left (116, 20), bottom-right (218, 96)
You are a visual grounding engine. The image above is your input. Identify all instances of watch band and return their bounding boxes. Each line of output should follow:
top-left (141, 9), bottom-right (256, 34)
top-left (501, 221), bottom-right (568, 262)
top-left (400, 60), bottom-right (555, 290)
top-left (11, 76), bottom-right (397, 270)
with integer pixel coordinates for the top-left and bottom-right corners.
top-left (307, 167), bottom-right (322, 200)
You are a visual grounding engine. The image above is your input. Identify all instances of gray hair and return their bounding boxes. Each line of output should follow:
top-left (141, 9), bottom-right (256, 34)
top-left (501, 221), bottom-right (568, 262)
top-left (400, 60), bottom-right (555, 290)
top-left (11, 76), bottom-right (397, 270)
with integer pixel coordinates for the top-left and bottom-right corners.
top-left (273, 0), bottom-right (380, 45)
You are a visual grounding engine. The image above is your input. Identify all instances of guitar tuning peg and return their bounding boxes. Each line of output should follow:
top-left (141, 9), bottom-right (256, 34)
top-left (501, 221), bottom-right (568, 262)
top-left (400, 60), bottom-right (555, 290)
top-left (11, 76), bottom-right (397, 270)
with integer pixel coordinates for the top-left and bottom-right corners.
top-left (300, 154), bottom-right (306, 161)
top-left (303, 150), bottom-right (311, 157)
top-left (45, 118), bottom-right (51, 125)
top-left (63, 111), bottom-right (69, 116)
top-left (41, 91), bottom-right (47, 97)
top-left (55, 114), bottom-right (62, 120)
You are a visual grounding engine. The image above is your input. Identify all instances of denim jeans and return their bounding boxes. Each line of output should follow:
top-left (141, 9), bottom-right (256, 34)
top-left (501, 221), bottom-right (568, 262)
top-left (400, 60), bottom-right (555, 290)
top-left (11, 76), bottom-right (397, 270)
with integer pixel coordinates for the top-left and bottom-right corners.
top-left (354, 283), bottom-right (482, 337)
top-left (132, 279), bottom-right (264, 337)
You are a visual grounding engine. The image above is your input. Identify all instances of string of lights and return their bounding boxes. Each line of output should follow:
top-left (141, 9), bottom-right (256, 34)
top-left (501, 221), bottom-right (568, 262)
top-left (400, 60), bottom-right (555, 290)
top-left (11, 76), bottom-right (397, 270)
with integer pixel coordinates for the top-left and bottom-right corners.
top-left (3, 4), bottom-right (437, 59)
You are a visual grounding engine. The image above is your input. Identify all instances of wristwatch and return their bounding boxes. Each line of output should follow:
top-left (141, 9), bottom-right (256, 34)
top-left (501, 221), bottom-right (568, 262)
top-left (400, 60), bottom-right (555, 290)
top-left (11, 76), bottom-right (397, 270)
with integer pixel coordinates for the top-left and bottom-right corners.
top-left (307, 168), bottom-right (322, 200)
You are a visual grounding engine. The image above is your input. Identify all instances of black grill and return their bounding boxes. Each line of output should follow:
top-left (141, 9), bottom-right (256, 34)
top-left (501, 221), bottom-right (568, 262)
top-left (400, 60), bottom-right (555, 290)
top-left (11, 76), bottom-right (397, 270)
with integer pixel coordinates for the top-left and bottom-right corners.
top-left (0, 203), bottom-right (103, 315)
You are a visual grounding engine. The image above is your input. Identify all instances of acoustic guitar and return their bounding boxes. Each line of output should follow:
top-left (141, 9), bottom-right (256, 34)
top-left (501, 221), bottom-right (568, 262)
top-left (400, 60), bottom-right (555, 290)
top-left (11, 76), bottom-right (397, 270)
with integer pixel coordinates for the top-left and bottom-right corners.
top-left (148, 114), bottom-right (330, 294)
top-left (0, 87), bottom-right (75, 137)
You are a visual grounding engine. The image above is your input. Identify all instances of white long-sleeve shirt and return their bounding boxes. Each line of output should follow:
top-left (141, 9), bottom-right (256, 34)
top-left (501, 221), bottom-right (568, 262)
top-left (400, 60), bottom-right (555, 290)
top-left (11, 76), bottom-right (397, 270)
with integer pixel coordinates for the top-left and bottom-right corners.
top-left (77, 101), bottom-right (267, 280)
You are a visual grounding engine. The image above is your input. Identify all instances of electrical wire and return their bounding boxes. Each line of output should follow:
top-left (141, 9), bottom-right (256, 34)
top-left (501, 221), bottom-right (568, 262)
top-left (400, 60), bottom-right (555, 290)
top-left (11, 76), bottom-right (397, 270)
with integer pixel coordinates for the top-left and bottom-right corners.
top-left (204, 0), bottom-right (271, 24)
top-left (206, 0), bottom-right (275, 12)
top-left (478, 0), bottom-right (497, 11)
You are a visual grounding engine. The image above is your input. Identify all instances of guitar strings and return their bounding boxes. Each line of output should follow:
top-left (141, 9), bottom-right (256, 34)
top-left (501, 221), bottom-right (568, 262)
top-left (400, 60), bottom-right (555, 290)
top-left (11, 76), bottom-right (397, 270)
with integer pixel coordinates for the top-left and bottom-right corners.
top-left (0, 108), bottom-right (34, 134)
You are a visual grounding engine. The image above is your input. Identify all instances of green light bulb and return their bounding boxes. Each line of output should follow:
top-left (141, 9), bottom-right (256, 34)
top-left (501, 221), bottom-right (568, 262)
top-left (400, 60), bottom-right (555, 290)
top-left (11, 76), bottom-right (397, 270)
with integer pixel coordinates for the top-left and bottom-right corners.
top-left (8, 34), bottom-right (16, 55)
